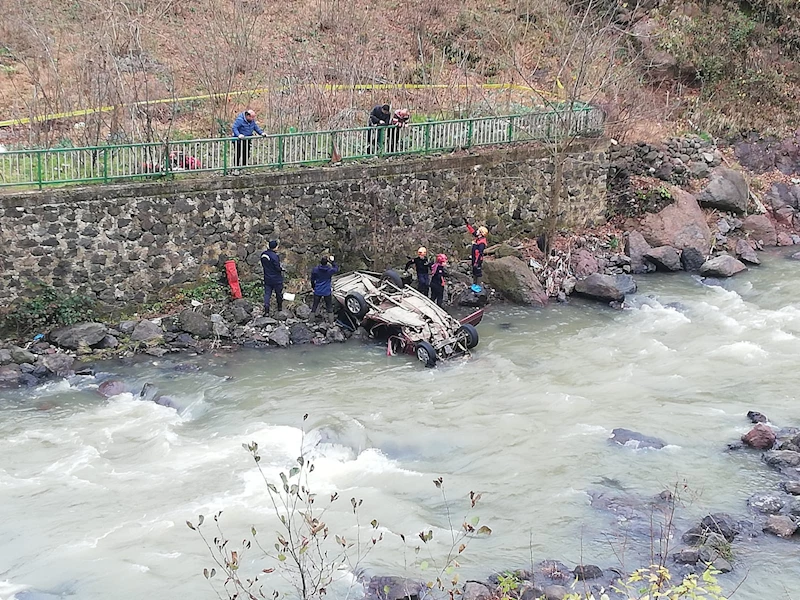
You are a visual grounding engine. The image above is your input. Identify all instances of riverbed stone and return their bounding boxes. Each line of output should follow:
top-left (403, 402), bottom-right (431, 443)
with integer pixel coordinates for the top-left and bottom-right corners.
top-left (9, 346), bottom-right (37, 364)
top-left (118, 320), bottom-right (138, 335)
top-left (570, 248), bottom-right (600, 277)
top-left (673, 548), bottom-right (700, 564)
top-left (269, 325), bottom-right (291, 347)
top-left (130, 319), bottom-right (163, 342)
top-left (742, 214), bottom-right (777, 247)
top-left (787, 499), bottom-right (800, 517)
top-left (644, 245), bottom-right (682, 271)
top-left (747, 410), bottom-right (768, 423)
top-left (0, 349), bottom-right (12, 365)
top-left (784, 481), bottom-right (800, 495)
top-left (542, 585), bottom-right (568, 600)
top-left (748, 492), bottom-right (785, 515)
top-left (178, 309), bottom-right (212, 338)
top-left (700, 513), bottom-right (740, 542)
top-left (712, 558), bottom-right (733, 573)
top-left (638, 188), bottom-right (711, 255)
top-left (763, 515), bottom-right (798, 538)
top-left (365, 576), bottom-right (424, 600)
top-left (680, 246), bottom-right (706, 272)
top-left (98, 379), bottom-right (128, 397)
top-left (735, 239), bottom-right (760, 265)
top-left (573, 565), bottom-right (603, 580)
top-left (250, 316), bottom-right (278, 328)
top-left (97, 334), bottom-right (119, 349)
top-left (326, 326), bottom-right (346, 343)
top-left (0, 364), bottom-right (21, 386)
top-left (610, 428), bottom-right (666, 449)
top-left (699, 254), bottom-right (747, 278)
top-left (612, 274), bottom-right (637, 295)
top-left (697, 168), bottom-right (749, 213)
top-left (40, 353), bottom-right (75, 376)
top-left (624, 230), bottom-right (655, 274)
top-left (289, 322), bottom-right (314, 344)
top-left (295, 304), bottom-right (313, 320)
top-left (763, 450), bottom-right (800, 476)
top-left (574, 273), bottom-right (626, 303)
top-left (49, 322), bottom-right (108, 350)
top-left (462, 582), bottom-right (492, 600)
top-left (482, 256), bottom-right (548, 306)
top-left (742, 423), bottom-right (776, 450)
top-left (227, 299), bottom-right (254, 324)
top-left (210, 314), bottom-right (231, 338)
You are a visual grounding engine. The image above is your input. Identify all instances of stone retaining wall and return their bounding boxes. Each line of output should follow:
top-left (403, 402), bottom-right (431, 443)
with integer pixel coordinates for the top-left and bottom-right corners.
top-left (0, 142), bottom-right (608, 307)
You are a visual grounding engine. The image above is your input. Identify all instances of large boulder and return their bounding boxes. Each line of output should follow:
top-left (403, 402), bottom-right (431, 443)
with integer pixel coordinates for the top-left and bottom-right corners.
top-left (644, 246), bottom-right (682, 271)
top-left (40, 354), bottom-right (75, 377)
top-left (742, 424), bottom-right (776, 450)
top-left (574, 273), bottom-right (626, 303)
top-left (49, 322), bottom-right (108, 350)
top-left (764, 515), bottom-right (798, 538)
top-left (624, 230), bottom-right (655, 274)
top-left (638, 188), bottom-right (711, 255)
top-left (130, 320), bottom-right (163, 342)
top-left (178, 309), bottom-right (213, 338)
top-left (482, 256), bottom-right (547, 306)
top-left (742, 214), bottom-right (777, 247)
top-left (697, 168), bottom-right (749, 213)
top-left (570, 248), bottom-right (599, 277)
top-left (680, 247), bottom-right (706, 272)
top-left (747, 493), bottom-right (785, 515)
top-left (10, 346), bottom-right (37, 364)
top-left (699, 255), bottom-right (747, 278)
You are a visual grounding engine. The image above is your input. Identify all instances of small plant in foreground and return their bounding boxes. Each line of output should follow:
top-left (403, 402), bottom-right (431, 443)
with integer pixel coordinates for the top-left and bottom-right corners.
top-left (562, 565), bottom-right (728, 600)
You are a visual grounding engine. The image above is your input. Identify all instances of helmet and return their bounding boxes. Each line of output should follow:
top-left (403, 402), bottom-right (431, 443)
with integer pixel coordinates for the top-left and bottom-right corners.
top-left (436, 253), bottom-right (448, 264)
top-left (477, 226), bottom-right (488, 237)
top-left (417, 246), bottom-right (427, 257)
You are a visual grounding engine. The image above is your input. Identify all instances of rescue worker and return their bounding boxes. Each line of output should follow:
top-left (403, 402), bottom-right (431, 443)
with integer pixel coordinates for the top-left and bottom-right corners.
top-left (405, 246), bottom-right (432, 296)
top-left (430, 253), bottom-right (448, 307)
top-left (261, 240), bottom-right (285, 314)
top-left (367, 104), bottom-right (391, 154)
top-left (463, 218), bottom-right (488, 286)
top-left (386, 108), bottom-right (410, 153)
top-left (310, 255), bottom-right (339, 319)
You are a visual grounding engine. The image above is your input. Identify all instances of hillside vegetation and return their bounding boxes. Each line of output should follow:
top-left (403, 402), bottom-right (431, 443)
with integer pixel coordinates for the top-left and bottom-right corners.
top-left (0, 0), bottom-right (798, 146)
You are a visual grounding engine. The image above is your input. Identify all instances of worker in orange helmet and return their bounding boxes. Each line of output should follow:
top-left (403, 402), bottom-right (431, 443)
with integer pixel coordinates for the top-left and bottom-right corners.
top-left (405, 246), bottom-right (432, 297)
top-left (463, 218), bottom-right (488, 286)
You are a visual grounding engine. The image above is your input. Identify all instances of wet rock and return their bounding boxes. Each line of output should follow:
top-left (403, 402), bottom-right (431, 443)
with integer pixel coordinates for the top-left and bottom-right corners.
top-left (763, 515), bottom-right (798, 538)
top-left (269, 325), bottom-right (291, 347)
top-left (610, 428), bottom-right (666, 449)
top-left (365, 576), bottom-right (424, 600)
top-left (462, 582), bottom-right (492, 600)
top-left (787, 499), bottom-right (800, 517)
top-left (118, 320), bottom-right (138, 335)
top-left (697, 168), bottom-right (749, 213)
top-left (250, 316), bottom-right (278, 328)
top-left (673, 548), bottom-right (700, 565)
top-left (10, 346), bottom-right (37, 364)
top-left (644, 246), bottom-right (683, 271)
top-left (295, 304), bottom-right (313, 320)
top-left (747, 411), bottom-right (768, 423)
top-left (0, 349), bottom-right (12, 365)
top-left (573, 565), bottom-right (603, 580)
top-left (227, 299), bottom-right (254, 324)
top-left (624, 230), bottom-right (655, 274)
top-left (742, 214), bottom-right (777, 247)
top-left (131, 320), bottom-right (163, 342)
top-left (699, 254), bottom-right (747, 278)
top-left (783, 481), bottom-right (800, 495)
top-left (40, 354), bottom-right (75, 376)
top-left (792, 252), bottom-right (800, 261)
top-left (574, 273), bottom-right (626, 303)
top-left (326, 326), bottom-right (346, 343)
top-left (482, 256), bottom-right (548, 306)
top-left (638, 188), bottom-right (711, 255)
top-left (454, 285), bottom-right (489, 308)
top-left (289, 322), bottom-right (314, 344)
top-left (712, 558), bottom-right (733, 573)
top-left (535, 560), bottom-right (574, 585)
top-left (570, 248), bottom-right (600, 277)
top-left (172, 332), bottom-right (196, 348)
top-left (763, 450), bottom-right (800, 476)
top-left (700, 513), bottom-right (740, 542)
top-left (0, 364), bottom-right (21, 386)
top-left (680, 246), bottom-right (706, 271)
top-left (145, 347), bottom-right (168, 357)
top-left (542, 585), bottom-right (568, 600)
top-left (210, 314), bottom-right (231, 338)
top-left (778, 431), bottom-right (800, 452)
top-left (777, 232), bottom-right (794, 246)
top-left (97, 334), bottom-right (119, 349)
top-left (49, 322), bottom-right (108, 350)
top-left (735, 239), bottom-right (760, 265)
top-left (748, 493), bottom-right (785, 515)
top-left (178, 309), bottom-right (212, 338)
top-left (98, 379), bottom-right (128, 397)
top-left (742, 423), bottom-right (776, 450)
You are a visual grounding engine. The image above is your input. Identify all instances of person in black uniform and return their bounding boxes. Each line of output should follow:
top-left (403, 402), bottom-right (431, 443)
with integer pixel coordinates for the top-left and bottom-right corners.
top-left (405, 246), bottom-right (432, 297)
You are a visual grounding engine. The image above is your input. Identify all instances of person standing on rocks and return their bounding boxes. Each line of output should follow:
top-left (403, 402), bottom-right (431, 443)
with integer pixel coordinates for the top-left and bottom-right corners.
top-left (261, 240), bottom-right (285, 314)
top-left (310, 255), bottom-right (339, 319)
top-left (430, 253), bottom-right (448, 307)
top-left (464, 218), bottom-right (488, 286)
top-left (405, 247), bottom-right (432, 296)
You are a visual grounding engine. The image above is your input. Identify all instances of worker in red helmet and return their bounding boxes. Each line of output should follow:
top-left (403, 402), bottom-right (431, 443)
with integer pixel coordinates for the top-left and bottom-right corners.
top-left (430, 253), bottom-right (448, 307)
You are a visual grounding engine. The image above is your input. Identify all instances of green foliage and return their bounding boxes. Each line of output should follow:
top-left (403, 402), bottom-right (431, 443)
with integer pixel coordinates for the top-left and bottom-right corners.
top-left (2, 285), bottom-right (95, 335)
top-left (181, 280), bottom-right (229, 303)
top-left (497, 571), bottom-right (522, 600)
top-left (563, 565), bottom-right (728, 600)
top-left (240, 280), bottom-right (264, 303)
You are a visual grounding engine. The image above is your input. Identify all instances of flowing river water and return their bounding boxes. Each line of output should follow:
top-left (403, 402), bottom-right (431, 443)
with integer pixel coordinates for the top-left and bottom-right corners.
top-left (2, 250), bottom-right (800, 600)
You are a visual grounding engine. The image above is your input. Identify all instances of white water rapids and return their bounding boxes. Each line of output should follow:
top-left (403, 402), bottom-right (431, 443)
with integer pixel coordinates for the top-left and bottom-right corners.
top-left (1, 250), bottom-right (800, 600)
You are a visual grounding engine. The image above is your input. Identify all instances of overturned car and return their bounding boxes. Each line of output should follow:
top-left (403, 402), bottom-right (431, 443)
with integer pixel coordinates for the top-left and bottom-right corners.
top-left (332, 270), bottom-right (483, 367)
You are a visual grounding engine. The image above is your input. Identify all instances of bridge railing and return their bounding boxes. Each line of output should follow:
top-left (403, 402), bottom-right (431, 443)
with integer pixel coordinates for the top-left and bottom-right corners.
top-left (0, 105), bottom-right (604, 190)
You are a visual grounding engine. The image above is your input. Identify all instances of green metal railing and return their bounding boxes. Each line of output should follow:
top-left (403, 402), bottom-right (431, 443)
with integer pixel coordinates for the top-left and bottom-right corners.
top-left (0, 106), bottom-right (604, 190)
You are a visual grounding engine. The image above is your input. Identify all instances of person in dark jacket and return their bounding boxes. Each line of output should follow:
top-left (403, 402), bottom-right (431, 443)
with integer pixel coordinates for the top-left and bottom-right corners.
top-left (430, 253), bottom-right (448, 307)
top-left (310, 255), bottom-right (339, 317)
top-left (386, 108), bottom-right (410, 153)
top-left (367, 104), bottom-right (391, 154)
top-left (405, 246), bottom-right (432, 296)
top-left (464, 218), bottom-right (488, 285)
top-left (261, 240), bottom-right (285, 314)
top-left (232, 109), bottom-right (267, 168)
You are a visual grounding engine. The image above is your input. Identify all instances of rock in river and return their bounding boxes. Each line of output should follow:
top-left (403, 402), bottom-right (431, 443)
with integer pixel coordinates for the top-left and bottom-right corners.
top-left (574, 273), bottom-right (627, 303)
top-left (763, 515), bottom-right (798, 538)
top-left (609, 428), bottom-right (667, 449)
top-left (644, 246), bottom-right (683, 271)
top-left (49, 322), bottom-right (108, 350)
top-left (178, 309), bottom-right (212, 338)
top-left (130, 319), bottom-right (163, 342)
top-left (699, 254), bottom-right (747, 278)
top-left (482, 256), bottom-right (548, 306)
top-left (747, 492), bottom-right (785, 515)
top-left (742, 423), bottom-right (776, 450)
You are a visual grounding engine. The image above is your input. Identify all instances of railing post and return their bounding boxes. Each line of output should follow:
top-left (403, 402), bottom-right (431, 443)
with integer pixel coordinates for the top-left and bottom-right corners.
top-left (378, 127), bottom-right (385, 157)
top-left (223, 138), bottom-right (229, 175)
top-left (507, 116), bottom-right (515, 143)
top-left (103, 147), bottom-right (109, 183)
top-left (277, 134), bottom-right (285, 169)
top-left (36, 150), bottom-right (43, 190)
top-left (330, 131), bottom-right (337, 162)
top-left (424, 122), bottom-right (431, 154)
top-left (466, 118), bottom-right (473, 149)
top-left (164, 142), bottom-right (171, 178)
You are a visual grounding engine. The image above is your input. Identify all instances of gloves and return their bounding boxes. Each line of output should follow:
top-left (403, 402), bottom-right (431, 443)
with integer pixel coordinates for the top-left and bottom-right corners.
top-left (261, 132), bottom-right (268, 137)
top-left (329, 255), bottom-right (335, 262)
top-left (238, 134), bottom-right (245, 139)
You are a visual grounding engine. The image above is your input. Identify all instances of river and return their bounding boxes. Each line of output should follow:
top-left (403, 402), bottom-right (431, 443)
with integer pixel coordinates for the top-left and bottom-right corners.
top-left (1, 250), bottom-right (800, 600)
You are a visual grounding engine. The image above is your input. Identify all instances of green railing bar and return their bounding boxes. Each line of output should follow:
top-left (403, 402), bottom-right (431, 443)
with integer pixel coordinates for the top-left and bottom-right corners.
top-left (222, 138), bottom-right (228, 175)
top-left (466, 119), bottom-right (473, 149)
top-left (36, 150), bottom-right (43, 191)
top-left (103, 147), bottom-right (109, 183)
top-left (507, 116), bottom-right (514, 143)
top-left (277, 134), bottom-right (284, 169)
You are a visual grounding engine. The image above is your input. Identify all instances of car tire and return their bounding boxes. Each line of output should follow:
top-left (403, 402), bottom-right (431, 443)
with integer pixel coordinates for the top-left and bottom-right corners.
top-left (382, 269), bottom-right (404, 289)
top-left (415, 341), bottom-right (438, 368)
top-left (344, 292), bottom-right (369, 319)
top-left (457, 324), bottom-right (479, 349)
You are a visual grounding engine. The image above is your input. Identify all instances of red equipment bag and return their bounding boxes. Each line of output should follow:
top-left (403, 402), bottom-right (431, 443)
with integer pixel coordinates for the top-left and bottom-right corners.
top-left (224, 260), bottom-right (243, 299)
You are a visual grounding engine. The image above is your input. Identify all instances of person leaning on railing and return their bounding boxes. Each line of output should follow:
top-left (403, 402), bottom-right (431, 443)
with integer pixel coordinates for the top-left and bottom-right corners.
top-left (231, 109), bottom-right (267, 171)
top-left (386, 108), bottom-right (410, 154)
top-left (366, 104), bottom-right (391, 154)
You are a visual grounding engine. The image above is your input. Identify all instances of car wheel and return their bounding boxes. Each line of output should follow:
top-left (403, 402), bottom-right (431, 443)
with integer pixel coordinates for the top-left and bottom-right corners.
top-left (382, 269), bottom-right (404, 289)
top-left (457, 324), bottom-right (479, 349)
top-left (344, 292), bottom-right (369, 319)
top-left (415, 341), bottom-right (438, 368)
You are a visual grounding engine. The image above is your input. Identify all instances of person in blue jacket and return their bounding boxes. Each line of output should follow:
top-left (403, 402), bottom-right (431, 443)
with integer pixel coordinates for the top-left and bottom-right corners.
top-left (310, 255), bottom-right (340, 318)
top-left (261, 240), bottom-right (285, 314)
top-left (232, 109), bottom-right (267, 169)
